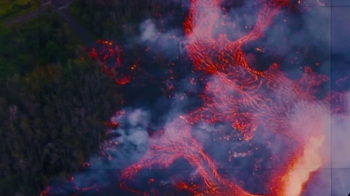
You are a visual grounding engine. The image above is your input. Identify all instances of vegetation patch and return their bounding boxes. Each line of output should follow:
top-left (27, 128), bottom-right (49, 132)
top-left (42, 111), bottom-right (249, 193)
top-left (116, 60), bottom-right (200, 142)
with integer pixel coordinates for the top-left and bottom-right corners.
top-left (0, 0), bottom-right (40, 22)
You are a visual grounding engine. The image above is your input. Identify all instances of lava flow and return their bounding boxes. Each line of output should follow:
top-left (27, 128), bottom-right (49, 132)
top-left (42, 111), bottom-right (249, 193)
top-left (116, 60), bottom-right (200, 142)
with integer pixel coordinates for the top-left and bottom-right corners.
top-left (119, 0), bottom-right (332, 195)
top-left (43, 0), bottom-right (348, 195)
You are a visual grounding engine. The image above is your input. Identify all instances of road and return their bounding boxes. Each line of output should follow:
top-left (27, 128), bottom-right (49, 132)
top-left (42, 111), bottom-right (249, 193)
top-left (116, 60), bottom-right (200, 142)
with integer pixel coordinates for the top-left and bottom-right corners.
top-left (2, 6), bottom-right (48, 27)
top-left (2, 1), bottom-right (70, 27)
top-left (50, 0), bottom-right (71, 8)
top-left (1, 0), bottom-right (95, 47)
top-left (56, 9), bottom-right (95, 46)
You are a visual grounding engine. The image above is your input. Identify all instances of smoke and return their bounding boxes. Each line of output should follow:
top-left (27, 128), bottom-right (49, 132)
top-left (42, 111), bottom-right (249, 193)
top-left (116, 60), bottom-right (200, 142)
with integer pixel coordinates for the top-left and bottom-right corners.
top-left (43, 109), bottom-right (151, 195)
top-left (331, 94), bottom-right (350, 169)
top-left (197, 69), bottom-right (333, 195)
top-left (139, 19), bottom-right (158, 43)
top-left (99, 108), bottom-right (150, 164)
top-left (283, 91), bottom-right (350, 196)
top-left (301, 0), bottom-right (328, 6)
top-left (299, 92), bottom-right (350, 196)
top-left (328, 93), bottom-right (350, 195)
top-left (315, 0), bottom-right (326, 6)
top-left (332, 169), bottom-right (350, 196)
top-left (133, 1), bottom-right (341, 195)
top-left (137, 18), bottom-right (183, 58)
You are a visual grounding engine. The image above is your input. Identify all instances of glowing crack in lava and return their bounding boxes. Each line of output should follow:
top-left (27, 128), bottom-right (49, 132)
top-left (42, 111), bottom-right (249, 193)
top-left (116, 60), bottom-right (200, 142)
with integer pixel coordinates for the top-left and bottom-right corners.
top-left (87, 40), bottom-right (134, 85)
top-left (118, 0), bottom-right (332, 196)
top-left (42, 0), bottom-right (349, 195)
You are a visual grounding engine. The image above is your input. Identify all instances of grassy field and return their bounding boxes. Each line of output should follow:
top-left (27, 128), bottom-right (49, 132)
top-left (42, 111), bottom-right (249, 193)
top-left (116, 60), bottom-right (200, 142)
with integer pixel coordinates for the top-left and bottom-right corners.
top-left (0, 0), bottom-right (40, 23)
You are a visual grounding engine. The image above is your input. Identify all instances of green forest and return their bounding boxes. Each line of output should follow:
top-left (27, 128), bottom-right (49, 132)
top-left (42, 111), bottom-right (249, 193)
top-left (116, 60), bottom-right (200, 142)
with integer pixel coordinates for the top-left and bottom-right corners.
top-left (0, 5), bottom-right (122, 196)
top-left (69, 0), bottom-right (185, 41)
top-left (0, 0), bottom-right (40, 22)
top-left (0, 13), bottom-right (81, 81)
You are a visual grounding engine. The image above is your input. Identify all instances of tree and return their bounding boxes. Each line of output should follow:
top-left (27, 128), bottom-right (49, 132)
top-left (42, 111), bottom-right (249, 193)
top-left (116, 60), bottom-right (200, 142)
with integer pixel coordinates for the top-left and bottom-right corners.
top-left (0, 60), bottom-right (122, 195)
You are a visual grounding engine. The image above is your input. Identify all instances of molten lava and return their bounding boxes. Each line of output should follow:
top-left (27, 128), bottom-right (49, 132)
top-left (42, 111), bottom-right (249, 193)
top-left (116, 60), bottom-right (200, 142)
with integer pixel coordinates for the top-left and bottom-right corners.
top-left (43, 0), bottom-right (348, 195)
top-left (117, 0), bottom-right (333, 195)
